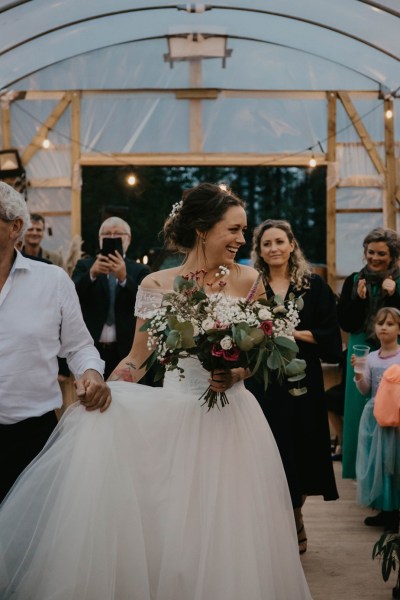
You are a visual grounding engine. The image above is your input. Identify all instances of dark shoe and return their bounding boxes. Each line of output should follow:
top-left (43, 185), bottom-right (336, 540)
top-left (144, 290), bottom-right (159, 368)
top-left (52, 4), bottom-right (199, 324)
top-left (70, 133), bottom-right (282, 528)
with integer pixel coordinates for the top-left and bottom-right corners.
top-left (364, 510), bottom-right (400, 531)
top-left (384, 511), bottom-right (400, 533)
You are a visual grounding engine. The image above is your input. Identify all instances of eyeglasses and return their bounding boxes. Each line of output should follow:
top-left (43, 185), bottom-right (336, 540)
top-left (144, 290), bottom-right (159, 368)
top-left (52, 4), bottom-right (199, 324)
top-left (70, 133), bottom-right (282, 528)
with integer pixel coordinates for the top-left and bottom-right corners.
top-left (100, 231), bottom-right (130, 238)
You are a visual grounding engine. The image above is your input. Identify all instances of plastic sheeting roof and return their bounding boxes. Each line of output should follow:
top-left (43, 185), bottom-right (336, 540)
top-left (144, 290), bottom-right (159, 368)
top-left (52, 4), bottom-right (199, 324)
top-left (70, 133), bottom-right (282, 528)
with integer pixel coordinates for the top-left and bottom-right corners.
top-left (0, 0), bottom-right (399, 93)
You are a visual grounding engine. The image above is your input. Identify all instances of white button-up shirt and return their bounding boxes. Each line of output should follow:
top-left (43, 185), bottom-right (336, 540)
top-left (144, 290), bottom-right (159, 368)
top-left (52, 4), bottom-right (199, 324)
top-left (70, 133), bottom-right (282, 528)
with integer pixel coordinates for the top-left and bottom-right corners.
top-left (0, 252), bottom-right (105, 424)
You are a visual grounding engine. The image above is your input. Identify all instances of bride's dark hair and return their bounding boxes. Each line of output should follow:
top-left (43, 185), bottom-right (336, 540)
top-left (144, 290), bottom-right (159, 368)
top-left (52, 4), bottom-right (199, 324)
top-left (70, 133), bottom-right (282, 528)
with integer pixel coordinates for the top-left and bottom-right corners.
top-left (163, 183), bottom-right (245, 252)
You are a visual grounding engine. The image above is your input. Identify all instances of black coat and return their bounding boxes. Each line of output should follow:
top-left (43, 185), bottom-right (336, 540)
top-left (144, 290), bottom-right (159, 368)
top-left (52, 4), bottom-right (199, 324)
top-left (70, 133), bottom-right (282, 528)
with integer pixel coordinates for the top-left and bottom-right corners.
top-left (246, 274), bottom-right (341, 507)
top-left (72, 257), bottom-right (150, 358)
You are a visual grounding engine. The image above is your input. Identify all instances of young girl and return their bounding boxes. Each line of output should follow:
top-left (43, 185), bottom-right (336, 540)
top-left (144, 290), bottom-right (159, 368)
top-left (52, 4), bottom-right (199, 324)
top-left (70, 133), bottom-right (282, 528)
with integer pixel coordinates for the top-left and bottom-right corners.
top-left (352, 307), bottom-right (400, 532)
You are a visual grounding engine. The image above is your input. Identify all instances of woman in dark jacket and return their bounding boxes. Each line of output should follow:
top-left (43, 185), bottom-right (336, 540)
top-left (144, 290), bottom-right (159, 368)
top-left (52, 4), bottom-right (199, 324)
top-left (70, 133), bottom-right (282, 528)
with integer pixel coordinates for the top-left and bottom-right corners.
top-left (247, 219), bottom-right (342, 554)
top-left (337, 227), bottom-right (400, 482)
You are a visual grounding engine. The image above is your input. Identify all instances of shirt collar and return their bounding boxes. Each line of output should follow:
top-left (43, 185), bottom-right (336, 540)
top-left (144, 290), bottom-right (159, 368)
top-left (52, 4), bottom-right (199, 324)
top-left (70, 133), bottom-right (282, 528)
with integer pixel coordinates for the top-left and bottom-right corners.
top-left (12, 250), bottom-right (33, 274)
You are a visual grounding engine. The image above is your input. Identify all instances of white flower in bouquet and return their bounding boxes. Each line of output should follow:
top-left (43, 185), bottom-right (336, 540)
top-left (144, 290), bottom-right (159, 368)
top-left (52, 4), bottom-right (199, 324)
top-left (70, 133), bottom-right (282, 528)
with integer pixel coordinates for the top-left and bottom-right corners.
top-left (202, 317), bottom-right (216, 331)
top-left (220, 336), bottom-right (233, 350)
top-left (258, 307), bottom-right (272, 321)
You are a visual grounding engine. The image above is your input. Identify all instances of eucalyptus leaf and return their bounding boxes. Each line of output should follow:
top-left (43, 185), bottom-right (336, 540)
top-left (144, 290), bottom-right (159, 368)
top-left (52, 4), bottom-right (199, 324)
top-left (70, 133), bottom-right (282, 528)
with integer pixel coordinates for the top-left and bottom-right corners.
top-left (267, 349), bottom-right (283, 370)
top-left (165, 330), bottom-right (181, 349)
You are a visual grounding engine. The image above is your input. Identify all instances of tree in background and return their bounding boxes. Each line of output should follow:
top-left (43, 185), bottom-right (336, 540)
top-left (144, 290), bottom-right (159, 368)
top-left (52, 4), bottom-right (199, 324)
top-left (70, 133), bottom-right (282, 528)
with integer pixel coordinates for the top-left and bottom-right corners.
top-left (81, 165), bottom-right (326, 266)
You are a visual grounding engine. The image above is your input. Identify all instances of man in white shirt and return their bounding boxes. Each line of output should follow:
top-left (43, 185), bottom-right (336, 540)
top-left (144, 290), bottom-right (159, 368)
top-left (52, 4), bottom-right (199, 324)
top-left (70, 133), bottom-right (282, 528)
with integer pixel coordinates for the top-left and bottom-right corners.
top-left (0, 181), bottom-right (111, 502)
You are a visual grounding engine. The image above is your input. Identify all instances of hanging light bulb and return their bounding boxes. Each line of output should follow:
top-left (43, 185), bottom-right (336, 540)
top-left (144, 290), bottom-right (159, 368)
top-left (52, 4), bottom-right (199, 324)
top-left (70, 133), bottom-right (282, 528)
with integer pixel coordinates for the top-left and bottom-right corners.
top-left (42, 138), bottom-right (50, 149)
top-left (127, 173), bottom-right (137, 186)
top-left (309, 155), bottom-right (317, 168)
top-left (385, 109), bottom-right (393, 119)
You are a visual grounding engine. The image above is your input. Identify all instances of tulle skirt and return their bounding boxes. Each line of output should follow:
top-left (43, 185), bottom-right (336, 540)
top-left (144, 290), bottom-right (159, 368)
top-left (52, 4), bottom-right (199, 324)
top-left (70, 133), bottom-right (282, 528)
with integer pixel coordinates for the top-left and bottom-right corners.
top-left (356, 397), bottom-right (400, 510)
top-left (0, 376), bottom-right (312, 599)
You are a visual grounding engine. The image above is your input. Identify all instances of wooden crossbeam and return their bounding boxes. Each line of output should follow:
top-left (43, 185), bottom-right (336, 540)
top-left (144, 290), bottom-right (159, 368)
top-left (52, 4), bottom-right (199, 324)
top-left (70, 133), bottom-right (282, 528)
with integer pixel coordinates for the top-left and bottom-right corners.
top-left (338, 91), bottom-right (385, 177)
top-left (21, 93), bottom-right (72, 166)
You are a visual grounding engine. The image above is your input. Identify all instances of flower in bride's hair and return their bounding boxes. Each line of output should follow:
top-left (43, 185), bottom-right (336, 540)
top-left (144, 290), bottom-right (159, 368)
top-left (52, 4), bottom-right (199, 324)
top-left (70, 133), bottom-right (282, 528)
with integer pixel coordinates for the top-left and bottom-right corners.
top-left (169, 200), bottom-right (183, 219)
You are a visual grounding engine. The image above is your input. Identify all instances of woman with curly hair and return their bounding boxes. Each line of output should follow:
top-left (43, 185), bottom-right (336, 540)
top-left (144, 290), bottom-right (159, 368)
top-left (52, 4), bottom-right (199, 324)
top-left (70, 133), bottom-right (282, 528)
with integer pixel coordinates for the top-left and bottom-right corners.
top-left (247, 219), bottom-right (342, 554)
top-left (338, 228), bottom-right (400, 488)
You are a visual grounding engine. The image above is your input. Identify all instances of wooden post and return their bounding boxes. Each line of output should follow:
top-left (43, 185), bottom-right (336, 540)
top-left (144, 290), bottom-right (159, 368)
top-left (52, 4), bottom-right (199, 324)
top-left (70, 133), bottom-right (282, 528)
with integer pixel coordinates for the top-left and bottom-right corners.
top-left (326, 92), bottom-right (337, 291)
top-left (189, 59), bottom-right (203, 152)
top-left (70, 92), bottom-right (81, 237)
top-left (383, 97), bottom-right (397, 229)
top-left (0, 96), bottom-right (12, 149)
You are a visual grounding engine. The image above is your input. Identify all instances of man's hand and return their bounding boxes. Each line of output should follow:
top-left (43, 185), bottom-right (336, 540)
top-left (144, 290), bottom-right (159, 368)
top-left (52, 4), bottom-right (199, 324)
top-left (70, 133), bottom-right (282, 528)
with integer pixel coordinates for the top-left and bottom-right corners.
top-left (107, 250), bottom-right (127, 283)
top-left (75, 369), bottom-right (112, 412)
top-left (89, 254), bottom-right (113, 279)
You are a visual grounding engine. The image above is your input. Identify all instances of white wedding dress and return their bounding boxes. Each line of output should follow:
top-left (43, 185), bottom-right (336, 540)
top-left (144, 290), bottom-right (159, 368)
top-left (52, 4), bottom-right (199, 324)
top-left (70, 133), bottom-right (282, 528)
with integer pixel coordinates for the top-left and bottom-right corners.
top-left (0, 289), bottom-right (312, 600)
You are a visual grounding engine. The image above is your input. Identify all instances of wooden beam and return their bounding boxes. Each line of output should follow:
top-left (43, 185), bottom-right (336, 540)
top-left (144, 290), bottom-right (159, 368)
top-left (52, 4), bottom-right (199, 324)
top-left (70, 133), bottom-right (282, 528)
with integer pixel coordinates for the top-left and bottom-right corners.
top-left (338, 91), bottom-right (385, 177)
top-left (80, 152), bottom-right (327, 167)
top-left (13, 88), bottom-right (382, 101)
top-left (21, 93), bottom-right (71, 166)
top-left (70, 92), bottom-right (81, 237)
top-left (0, 99), bottom-right (11, 149)
top-left (336, 208), bottom-right (383, 213)
top-left (189, 60), bottom-right (203, 153)
top-left (383, 97), bottom-right (397, 228)
top-left (35, 210), bottom-right (71, 217)
top-left (29, 177), bottom-right (71, 188)
top-left (326, 92), bottom-right (337, 291)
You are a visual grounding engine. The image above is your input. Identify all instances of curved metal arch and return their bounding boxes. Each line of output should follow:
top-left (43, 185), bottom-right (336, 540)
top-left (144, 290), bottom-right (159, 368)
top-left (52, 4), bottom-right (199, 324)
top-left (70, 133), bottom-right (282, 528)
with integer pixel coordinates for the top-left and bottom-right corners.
top-left (0, 0), bottom-right (33, 15)
top-left (0, 2), bottom-right (399, 64)
top-left (355, 0), bottom-right (400, 18)
top-left (210, 5), bottom-right (400, 63)
top-left (1, 32), bottom-right (383, 91)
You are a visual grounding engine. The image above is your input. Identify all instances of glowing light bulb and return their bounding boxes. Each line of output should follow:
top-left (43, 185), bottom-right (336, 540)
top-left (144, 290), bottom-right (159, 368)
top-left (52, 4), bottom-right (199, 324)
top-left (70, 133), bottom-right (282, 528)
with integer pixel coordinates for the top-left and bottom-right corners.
top-left (385, 109), bottom-right (393, 119)
top-left (309, 157), bottom-right (317, 168)
top-left (42, 138), bottom-right (50, 149)
top-left (142, 255), bottom-right (149, 265)
top-left (127, 174), bottom-right (137, 186)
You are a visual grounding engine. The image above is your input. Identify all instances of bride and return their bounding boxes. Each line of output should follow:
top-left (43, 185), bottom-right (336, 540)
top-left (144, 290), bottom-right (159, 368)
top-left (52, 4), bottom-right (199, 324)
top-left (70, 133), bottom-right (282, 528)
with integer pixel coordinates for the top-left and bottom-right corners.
top-left (0, 183), bottom-right (312, 599)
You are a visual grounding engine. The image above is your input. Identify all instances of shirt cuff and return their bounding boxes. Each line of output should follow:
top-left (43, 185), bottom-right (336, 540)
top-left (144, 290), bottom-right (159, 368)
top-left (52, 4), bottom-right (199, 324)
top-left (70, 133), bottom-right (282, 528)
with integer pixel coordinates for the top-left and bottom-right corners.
top-left (118, 278), bottom-right (127, 287)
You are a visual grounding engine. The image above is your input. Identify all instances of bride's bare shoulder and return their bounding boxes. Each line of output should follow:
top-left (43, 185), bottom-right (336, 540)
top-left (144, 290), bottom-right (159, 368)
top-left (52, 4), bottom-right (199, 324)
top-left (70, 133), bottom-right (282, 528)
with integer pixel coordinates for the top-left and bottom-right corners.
top-left (140, 267), bottom-right (181, 290)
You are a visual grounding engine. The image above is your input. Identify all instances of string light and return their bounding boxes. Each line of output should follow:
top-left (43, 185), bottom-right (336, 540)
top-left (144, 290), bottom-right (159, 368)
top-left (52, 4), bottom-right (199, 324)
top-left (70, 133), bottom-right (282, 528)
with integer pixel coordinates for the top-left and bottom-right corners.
top-left (309, 155), bottom-right (317, 168)
top-left (42, 138), bottom-right (50, 149)
top-left (126, 174), bottom-right (137, 186)
top-left (385, 109), bottom-right (393, 119)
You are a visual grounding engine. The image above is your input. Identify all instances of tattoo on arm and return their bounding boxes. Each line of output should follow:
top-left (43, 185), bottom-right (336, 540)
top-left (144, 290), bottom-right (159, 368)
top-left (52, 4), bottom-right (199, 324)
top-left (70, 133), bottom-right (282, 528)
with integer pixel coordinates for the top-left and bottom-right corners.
top-left (126, 361), bottom-right (136, 370)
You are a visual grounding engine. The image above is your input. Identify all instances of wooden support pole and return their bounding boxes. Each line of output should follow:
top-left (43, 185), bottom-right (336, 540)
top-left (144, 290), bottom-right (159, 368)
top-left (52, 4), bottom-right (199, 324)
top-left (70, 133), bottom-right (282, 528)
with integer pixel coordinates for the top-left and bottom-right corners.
top-left (70, 92), bottom-right (81, 237)
top-left (0, 97), bottom-right (12, 149)
top-left (383, 97), bottom-right (397, 229)
top-left (326, 92), bottom-right (337, 291)
top-left (189, 60), bottom-right (203, 153)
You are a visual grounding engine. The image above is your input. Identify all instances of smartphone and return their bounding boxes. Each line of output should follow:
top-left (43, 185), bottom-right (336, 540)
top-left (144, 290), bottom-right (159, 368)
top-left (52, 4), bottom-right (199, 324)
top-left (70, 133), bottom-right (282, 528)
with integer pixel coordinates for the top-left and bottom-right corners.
top-left (101, 237), bottom-right (123, 257)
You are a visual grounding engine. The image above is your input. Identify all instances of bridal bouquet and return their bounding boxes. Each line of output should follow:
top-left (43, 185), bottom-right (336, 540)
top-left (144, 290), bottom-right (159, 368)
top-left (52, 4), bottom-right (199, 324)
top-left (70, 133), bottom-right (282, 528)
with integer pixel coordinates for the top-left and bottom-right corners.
top-left (140, 270), bottom-right (306, 409)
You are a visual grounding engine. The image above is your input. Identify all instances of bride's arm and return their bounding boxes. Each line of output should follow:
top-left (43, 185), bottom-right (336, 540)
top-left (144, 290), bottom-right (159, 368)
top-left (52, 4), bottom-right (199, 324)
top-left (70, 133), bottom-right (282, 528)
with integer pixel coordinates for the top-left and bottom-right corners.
top-left (108, 318), bottom-right (152, 382)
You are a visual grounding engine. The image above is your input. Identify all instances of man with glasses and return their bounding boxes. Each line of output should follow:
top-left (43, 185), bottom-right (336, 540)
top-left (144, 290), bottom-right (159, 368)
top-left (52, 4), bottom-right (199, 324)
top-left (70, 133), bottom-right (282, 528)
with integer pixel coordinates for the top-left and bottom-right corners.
top-left (72, 216), bottom-right (150, 378)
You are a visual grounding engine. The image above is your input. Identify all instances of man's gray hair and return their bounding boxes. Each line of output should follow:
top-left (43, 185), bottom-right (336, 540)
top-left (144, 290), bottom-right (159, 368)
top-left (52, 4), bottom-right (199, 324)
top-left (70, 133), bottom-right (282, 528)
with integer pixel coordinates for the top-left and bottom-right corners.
top-left (0, 182), bottom-right (30, 242)
top-left (99, 216), bottom-right (131, 236)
